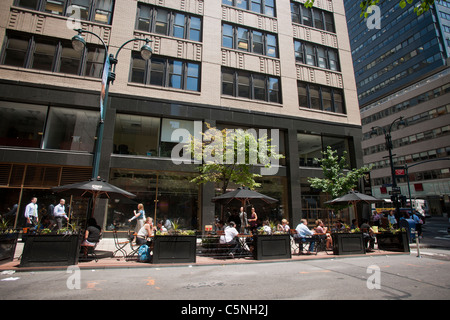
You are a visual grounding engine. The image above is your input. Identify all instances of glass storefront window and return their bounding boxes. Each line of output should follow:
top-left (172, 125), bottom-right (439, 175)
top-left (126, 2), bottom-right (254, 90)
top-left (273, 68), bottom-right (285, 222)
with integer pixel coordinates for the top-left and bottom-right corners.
top-left (298, 133), bottom-right (322, 167)
top-left (107, 170), bottom-right (199, 231)
top-left (0, 101), bottom-right (46, 148)
top-left (42, 107), bottom-right (97, 152)
top-left (113, 114), bottom-right (160, 156)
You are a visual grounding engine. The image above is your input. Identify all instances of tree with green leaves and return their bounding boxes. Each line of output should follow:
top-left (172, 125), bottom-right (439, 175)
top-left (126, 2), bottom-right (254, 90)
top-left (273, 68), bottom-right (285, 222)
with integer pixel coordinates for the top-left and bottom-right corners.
top-left (304, 0), bottom-right (447, 17)
top-left (307, 146), bottom-right (372, 212)
top-left (187, 123), bottom-right (284, 194)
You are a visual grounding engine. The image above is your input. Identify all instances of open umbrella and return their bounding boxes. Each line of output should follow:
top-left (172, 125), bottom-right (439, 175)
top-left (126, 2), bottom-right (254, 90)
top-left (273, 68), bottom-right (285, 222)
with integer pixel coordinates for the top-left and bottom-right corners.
top-left (52, 177), bottom-right (136, 219)
top-left (325, 190), bottom-right (383, 225)
top-left (212, 187), bottom-right (278, 208)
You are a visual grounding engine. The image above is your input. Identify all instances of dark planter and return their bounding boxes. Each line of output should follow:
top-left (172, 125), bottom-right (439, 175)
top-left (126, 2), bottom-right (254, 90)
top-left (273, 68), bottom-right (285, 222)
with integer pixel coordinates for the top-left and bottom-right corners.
top-left (152, 235), bottom-right (197, 264)
top-left (253, 234), bottom-right (292, 260)
top-left (376, 232), bottom-right (410, 252)
top-left (331, 233), bottom-right (366, 255)
top-left (0, 232), bottom-right (19, 264)
top-left (20, 234), bottom-right (82, 268)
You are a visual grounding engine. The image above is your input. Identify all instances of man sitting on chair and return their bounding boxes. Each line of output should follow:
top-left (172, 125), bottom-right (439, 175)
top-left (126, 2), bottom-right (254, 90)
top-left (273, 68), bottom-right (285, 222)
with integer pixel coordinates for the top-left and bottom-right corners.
top-left (220, 221), bottom-right (240, 256)
top-left (295, 219), bottom-right (315, 254)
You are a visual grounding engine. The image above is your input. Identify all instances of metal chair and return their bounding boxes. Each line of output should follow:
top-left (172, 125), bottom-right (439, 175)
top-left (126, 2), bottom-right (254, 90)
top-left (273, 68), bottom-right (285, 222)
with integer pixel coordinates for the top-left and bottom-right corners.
top-left (80, 242), bottom-right (98, 262)
top-left (112, 230), bottom-right (129, 259)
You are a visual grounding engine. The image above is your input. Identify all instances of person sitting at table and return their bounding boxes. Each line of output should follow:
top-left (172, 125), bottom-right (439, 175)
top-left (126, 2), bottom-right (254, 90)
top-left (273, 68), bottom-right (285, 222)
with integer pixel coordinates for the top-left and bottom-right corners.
top-left (360, 219), bottom-right (375, 252)
top-left (155, 220), bottom-right (167, 233)
top-left (277, 219), bottom-right (290, 233)
top-left (262, 220), bottom-right (272, 235)
top-left (314, 219), bottom-right (332, 250)
top-left (220, 221), bottom-right (240, 256)
top-left (295, 219), bottom-right (315, 254)
top-left (81, 218), bottom-right (102, 246)
top-left (136, 217), bottom-right (154, 246)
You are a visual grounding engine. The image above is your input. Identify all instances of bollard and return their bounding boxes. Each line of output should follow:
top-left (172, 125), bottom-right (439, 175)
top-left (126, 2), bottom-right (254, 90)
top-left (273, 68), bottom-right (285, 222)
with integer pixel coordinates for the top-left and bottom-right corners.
top-left (415, 231), bottom-right (421, 258)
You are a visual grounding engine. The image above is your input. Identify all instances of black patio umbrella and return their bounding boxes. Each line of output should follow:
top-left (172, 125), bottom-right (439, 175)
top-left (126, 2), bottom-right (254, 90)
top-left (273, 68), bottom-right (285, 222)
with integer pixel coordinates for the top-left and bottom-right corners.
top-left (325, 190), bottom-right (383, 225)
top-left (52, 177), bottom-right (136, 219)
top-left (211, 187), bottom-right (278, 208)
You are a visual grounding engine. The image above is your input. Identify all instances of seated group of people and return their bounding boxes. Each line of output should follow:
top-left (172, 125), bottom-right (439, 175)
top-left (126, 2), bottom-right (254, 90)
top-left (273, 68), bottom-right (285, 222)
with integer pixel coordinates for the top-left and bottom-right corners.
top-left (294, 219), bottom-right (332, 254)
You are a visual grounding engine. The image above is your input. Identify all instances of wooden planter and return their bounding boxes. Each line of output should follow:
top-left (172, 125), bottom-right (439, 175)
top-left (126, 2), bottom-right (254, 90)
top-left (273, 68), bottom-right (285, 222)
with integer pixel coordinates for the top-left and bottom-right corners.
top-left (253, 234), bottom-right (292, 260)
top-left (376, 232), bottom-right (410, 252)
top-left (152, 235), bottom-right (197, 264)
top-left (331, 233), bottom-right (366, 255)
top-left (0, 232), bottom-right (19, 264)
top-left (20, 234), bottom-right (82, 268)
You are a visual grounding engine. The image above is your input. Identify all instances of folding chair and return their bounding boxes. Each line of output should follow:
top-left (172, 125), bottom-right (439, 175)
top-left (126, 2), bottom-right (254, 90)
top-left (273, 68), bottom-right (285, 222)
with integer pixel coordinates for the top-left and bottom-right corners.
top-left (113, 230), bottom-right (129, 259)
top-left (290, 229), bottom-right (315, 255)
top-left (80, 242), bottom-right (98, 262)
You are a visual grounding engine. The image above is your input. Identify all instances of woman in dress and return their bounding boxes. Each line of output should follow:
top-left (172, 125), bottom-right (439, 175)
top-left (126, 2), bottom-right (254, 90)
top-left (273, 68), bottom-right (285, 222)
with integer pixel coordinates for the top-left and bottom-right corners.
top-left (248, 207), bottom-right (258, 234)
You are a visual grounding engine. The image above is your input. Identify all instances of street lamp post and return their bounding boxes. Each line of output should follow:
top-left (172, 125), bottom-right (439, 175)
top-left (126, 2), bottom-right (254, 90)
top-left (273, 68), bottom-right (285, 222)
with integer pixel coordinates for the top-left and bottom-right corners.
top-left (71, 29), bottom-right (152, 179)
top-left (370, 116), bottom-right (406, 220)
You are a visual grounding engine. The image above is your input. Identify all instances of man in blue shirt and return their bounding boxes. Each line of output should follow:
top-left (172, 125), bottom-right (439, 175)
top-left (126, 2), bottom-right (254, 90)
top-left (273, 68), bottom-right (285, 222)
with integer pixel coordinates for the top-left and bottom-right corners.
top-left (53, 199), bottom-right (69, 230)
top-left (295, 219), bottom-right (315, 254)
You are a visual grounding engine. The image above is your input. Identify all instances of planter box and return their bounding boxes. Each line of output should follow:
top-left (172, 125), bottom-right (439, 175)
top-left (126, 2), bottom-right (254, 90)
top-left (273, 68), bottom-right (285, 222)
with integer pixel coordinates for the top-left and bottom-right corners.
top-left (253, 234), bottom-right (292, 260)
top-left (376, 232), bottom-right (410, 252)
top-left (152, 235), bottom-right (197, 264)
top-left (331, 233), bottom-right (366, 255)
top-left (0, 232), bottom-right (19, 264)
top-left (20, 234), bottom-right (81, 268)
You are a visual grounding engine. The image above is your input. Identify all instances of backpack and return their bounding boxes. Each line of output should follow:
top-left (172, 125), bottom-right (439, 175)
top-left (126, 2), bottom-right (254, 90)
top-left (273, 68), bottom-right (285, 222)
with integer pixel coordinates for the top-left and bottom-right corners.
top-left (138, 244), bottom-right (150, 262)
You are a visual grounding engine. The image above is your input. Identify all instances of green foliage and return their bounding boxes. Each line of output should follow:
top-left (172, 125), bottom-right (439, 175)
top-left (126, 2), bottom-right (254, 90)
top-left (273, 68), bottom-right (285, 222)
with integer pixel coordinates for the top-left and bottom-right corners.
top-left (188, 123), bottom-right (284, 193)
top-left (307, 146), bottom-right (372, 210)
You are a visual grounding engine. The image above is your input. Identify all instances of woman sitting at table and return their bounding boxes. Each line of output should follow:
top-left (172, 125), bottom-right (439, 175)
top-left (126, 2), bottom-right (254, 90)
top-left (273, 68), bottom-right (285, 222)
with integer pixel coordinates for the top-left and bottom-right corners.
top-left (136, 217), bottom-right (154, 246)
top-left (314, 219), bottom-right (332, 250)
top-left (277, 219), bottom-right (290, 232)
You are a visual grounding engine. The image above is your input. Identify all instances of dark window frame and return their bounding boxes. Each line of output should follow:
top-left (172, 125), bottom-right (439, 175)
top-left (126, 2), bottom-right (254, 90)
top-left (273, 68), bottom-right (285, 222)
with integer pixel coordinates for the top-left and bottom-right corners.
top-left (130, 53), bottom-right (201, 92)
top-left (14, 0), bottom-right (115, 25)
top-left (222, 0), bottom-right (276, 17)
top-left (294, 40), bottom-right (340, 71)
top-left (221, 67), bottom-right (281, 103)
top-left (290, 1), bottom-right (335, 33)
top-left (136, 4), bottom-right (203, 42)
top-left (0, 31), bottom-right (106, 78)
top-left (297, 81), bottom-right (345, 114)
top-left (222, 23), bottom-right (278, 58)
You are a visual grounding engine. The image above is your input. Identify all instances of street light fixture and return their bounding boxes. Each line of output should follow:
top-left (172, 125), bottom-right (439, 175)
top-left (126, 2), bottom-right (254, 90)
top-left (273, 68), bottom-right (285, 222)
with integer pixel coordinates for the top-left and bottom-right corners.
top-left (370, 116), bottom-right (407, 219)
top-left (71, 29), bottom-right (152, 179)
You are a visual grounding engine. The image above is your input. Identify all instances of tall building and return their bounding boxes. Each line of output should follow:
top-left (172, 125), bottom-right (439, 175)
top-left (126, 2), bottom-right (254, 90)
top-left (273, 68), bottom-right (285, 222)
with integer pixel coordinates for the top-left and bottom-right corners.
top-left (0, 0), bottom-right (363, 232)
top-left (344, 0), bottom-right (450, 215)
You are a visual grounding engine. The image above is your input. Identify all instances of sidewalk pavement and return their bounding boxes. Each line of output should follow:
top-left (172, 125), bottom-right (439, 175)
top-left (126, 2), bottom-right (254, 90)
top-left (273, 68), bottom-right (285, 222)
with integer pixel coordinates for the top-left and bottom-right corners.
top-left (0, 237), bottom-right (408, 272)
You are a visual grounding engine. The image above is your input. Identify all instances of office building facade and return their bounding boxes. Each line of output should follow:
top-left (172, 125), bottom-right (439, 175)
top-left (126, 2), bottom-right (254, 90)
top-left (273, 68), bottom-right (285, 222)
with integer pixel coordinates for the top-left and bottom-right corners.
top-left (0, 0), bottom-right (363, 231)
top-left (344, 0), bottom-right (450, 215)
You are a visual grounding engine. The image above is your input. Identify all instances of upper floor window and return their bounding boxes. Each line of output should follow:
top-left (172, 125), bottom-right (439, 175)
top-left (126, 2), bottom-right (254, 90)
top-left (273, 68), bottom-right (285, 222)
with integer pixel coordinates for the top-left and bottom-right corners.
top-left (130, 53), bottom-right (200, 92)
top-left (294, 40), bottom-right (340, 71)
top-left (222, 0), bottom-right (276, 17)
top-left (290, 1), bottom-right (334, 33)
top-left (222, 23), bottom-right (278, 58)
top-left (1, 31), bottom-right (105, 78)
top-left (14, 0), bottom-right (115, 25)
top-left (136, 4), bottom-right (202, 42)
top-left (297, 81), bottom-right (345, 114)
top-left (222, 67), bottom-right (281, 103)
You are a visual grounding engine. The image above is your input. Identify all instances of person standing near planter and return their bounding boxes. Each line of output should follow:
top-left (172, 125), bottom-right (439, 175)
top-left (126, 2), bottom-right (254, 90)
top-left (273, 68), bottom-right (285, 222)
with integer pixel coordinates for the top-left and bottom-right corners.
top-left (129, 203), bottom-right (145, 237)
top-left (24, 197), bottom-right (38, 229)
top-left (248, 207), bottom-right (258, 235)
top-left (53, 199), bottom-right (69, 230)
top-left (239, 207), bottom-right (248, 234)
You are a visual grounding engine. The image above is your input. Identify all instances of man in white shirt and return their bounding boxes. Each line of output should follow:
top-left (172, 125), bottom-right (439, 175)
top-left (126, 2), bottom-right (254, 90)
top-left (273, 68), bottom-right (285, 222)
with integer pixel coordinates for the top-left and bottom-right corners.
top-left (53, 199), bottom-right (69, 230)
top-left (24, 197), bottom-right (38, 228)
top-left (220, 221), bottom-right (239, 244)
top-left (295, 219), bottom-right (315, 253)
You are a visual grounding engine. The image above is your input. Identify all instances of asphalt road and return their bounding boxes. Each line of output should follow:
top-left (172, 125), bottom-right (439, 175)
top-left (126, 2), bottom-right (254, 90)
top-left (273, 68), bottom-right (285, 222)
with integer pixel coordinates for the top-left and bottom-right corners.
top-left (1, 217), bottom-right (449, 309)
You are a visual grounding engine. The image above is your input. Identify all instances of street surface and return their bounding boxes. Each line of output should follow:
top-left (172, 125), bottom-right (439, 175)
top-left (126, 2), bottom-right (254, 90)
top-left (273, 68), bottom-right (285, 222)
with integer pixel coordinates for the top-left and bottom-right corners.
top-left (1, 217), bottom-right (449, 309)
